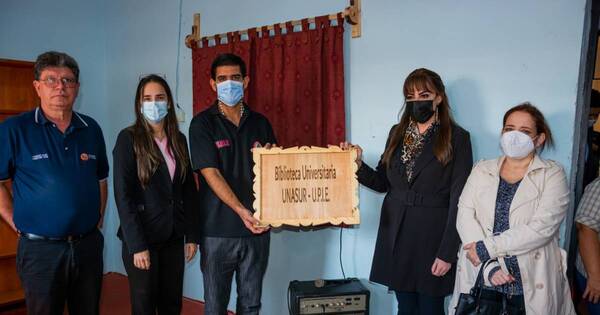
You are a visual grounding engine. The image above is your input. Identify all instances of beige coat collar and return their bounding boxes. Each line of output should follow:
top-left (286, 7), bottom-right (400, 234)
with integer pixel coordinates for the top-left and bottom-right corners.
top-left (478, 154), bottom-right (552, 176)
top-left (477, 154), bottom-right (552, 215)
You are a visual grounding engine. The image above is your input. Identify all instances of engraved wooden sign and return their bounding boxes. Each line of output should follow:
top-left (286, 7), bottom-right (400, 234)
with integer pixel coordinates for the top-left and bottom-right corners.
top-left (252, 146), bottom-right (359, 227)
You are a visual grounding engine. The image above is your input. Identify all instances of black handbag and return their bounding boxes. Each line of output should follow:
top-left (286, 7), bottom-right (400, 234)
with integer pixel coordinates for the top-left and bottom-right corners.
top-left (455, 260), bottom-right (526, 315)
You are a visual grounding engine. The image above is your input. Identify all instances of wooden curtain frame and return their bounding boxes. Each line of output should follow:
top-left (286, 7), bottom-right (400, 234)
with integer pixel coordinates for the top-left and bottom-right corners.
top-left (185, 0), bottom-right (361, 48)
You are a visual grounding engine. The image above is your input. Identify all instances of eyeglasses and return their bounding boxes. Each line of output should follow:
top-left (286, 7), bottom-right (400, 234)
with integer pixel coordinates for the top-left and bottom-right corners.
top-left (38, 77), bottom-right (78, 88)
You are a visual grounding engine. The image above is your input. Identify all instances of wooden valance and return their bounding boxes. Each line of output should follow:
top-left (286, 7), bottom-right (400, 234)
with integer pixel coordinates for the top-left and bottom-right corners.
top-left (185, 0), bottom-right (361, 48)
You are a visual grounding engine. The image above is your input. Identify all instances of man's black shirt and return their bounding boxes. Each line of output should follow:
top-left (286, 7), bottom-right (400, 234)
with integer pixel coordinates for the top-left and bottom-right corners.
top-left (189, 103), bottom-right (276, 237)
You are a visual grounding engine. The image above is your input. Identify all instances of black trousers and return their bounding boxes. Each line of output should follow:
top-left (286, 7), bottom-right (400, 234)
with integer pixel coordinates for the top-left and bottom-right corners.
top-left (16, 229), bottom-right (104, 315)
top-left (395, 291), bottom-right (445, 315)
top-left (122, 236), bottom-right (185, 315)
top-left (199, 233), bottom-right (270, 315)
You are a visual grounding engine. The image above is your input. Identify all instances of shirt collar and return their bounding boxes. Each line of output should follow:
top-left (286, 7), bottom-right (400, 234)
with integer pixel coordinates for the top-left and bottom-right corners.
top-left (71, 112), bottom-right (89, 129)
top-left (34, 107), bottom-right (50, 125)
top-left (209, 102), bottom-right (220, 115)
top-left (483, 154), bottom-right (552, 175)
top-left (34, 107), bottom-right (88, 129)
top-left (210, 101), bottom-right (251, 118)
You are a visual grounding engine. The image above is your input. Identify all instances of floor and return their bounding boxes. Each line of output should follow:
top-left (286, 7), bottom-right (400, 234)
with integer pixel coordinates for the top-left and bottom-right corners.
top-left (0, 273), bottom-right (235, 315)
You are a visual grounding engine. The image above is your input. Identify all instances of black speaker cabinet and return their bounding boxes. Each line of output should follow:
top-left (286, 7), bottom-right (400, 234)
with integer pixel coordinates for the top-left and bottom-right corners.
top-left (288, 278), bottom-right (369, 315)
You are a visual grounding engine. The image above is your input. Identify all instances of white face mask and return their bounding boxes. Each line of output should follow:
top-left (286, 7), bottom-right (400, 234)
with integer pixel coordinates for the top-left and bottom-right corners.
top-left (217, 80), bottom-right (244, 107)
top-left (500, 130), bottom-right (536, 159)
top-left (141, 101), bottom-right (168, 123)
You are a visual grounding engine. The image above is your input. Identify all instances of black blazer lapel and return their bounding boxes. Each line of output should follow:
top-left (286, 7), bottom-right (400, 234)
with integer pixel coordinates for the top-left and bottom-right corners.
top-left (173, 159), bottom-right (181, 185)
top-left (157, 161), bottom-right (173, 193)
top-left (409, 135), bottom-right (436, 183)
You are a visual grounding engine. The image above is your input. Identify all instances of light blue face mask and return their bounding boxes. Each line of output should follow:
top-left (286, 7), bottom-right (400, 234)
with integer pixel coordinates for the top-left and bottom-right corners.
top-left (141, 101), bottom-right (168, 123)
top-left (217, 80), bottom-right (244, 106)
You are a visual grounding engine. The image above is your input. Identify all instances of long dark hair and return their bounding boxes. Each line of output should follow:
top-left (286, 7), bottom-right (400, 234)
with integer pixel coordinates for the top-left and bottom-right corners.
top-left (129, 74), bottom-right (189, 187)
top-left (382, 68), bottom-right (455, 166)
top-left (502, 102), bottom-right (554, 152)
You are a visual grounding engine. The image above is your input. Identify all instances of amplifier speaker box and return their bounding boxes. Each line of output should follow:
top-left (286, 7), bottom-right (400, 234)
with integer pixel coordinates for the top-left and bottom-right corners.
top-left (288, 278), bottom-right (369, 315)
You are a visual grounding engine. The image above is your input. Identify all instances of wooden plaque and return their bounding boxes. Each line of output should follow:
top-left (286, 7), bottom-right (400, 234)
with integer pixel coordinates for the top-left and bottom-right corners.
top-left (252, 146), bottom-right (359, 227)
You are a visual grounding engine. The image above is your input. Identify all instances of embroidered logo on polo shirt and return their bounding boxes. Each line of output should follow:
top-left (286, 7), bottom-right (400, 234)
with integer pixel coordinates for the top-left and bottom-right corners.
top-left (32, 153), bottom-right (49, 160)
top-left (215, 139), bottom-right (231, 149)
top-left (80, 153), bottom-right (97, 161)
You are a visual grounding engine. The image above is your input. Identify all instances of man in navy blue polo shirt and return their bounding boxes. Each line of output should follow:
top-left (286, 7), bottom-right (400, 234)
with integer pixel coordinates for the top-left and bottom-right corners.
top-left (0, 51), bottom-right (108, 315)
top-left (189, 53), bottom-right (276, 314)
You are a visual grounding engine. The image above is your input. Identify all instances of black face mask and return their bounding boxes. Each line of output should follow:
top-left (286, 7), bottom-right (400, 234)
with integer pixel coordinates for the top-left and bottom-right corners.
top-left (406, 100), bottom-right (435, 123)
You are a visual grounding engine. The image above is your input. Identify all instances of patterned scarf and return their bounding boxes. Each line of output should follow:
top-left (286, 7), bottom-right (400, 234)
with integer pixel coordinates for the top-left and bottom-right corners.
top-left (401, 120), bottom-right (438, 182)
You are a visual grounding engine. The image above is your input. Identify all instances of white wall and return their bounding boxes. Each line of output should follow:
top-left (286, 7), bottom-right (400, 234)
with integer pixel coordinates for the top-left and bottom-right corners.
top-left (1, 0), bottom-right (587, 314)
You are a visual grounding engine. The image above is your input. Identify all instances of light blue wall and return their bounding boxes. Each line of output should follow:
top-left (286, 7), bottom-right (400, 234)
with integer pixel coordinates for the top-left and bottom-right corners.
top-left (0, 0), bottom-right (108, 125)
top-left (1, 0), bottom-right (587, 314)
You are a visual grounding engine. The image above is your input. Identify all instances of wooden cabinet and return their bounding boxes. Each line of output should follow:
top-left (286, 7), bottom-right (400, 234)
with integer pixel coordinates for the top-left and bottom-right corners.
top-left (0, 213), bottom-right (23, 307)
top-left (0, 59), bottom-right (38, 115)
top-left (0, 58), bottom-right (36, 307)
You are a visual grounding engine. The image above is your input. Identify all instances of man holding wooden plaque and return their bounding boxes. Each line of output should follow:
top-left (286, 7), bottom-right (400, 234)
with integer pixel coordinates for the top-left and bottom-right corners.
top-left (189, 53), bottom-right (276, 315)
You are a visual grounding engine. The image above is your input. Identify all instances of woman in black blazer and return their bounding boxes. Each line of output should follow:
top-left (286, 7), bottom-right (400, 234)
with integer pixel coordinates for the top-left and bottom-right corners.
top-left (113, 74), bottom-right (200, 315)
top-left (342, 68), bottom-right (473, 315)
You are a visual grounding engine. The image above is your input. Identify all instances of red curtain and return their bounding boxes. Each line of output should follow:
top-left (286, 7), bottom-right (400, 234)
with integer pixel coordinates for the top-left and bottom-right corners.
top-left (192, 14), bottom-right (346, 147)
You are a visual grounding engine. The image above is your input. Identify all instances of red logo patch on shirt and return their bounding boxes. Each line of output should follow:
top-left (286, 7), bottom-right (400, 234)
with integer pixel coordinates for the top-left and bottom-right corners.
top-left (80, 153), bottom-right (97, 161)
top-left (215, 139), bottom-right (231, 149)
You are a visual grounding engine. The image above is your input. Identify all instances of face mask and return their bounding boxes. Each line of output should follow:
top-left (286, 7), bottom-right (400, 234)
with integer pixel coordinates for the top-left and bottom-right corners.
top-left (500, 130), bottom-right (536, 159)
top-left (217, 80), bottom-right (244, 106)
top-left (141, 101), bottom-right (168, 123)
top-left (406, 100), bottom-right (435, 123)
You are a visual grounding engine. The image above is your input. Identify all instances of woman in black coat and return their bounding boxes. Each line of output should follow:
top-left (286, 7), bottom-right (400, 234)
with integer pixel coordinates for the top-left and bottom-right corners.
top-left (342, 68), bottom-right (473, 315)
top-left (113, 74), bottom-right (200, 315)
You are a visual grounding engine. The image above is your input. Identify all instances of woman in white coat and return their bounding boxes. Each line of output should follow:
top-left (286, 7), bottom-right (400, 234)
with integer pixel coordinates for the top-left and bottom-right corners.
top-left (448, 103), bottom-right (575, 315)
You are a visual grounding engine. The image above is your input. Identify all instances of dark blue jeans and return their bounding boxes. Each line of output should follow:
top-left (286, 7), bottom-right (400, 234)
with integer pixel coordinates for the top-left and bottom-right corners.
top-left (16, 229), bottom-right (104, 315)
top-left (199, 233), bottom-right (270, 315)
top-left (576, 270), bottom-right (600, 315)
top-left (395, 291), bottom-right (445, 315)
